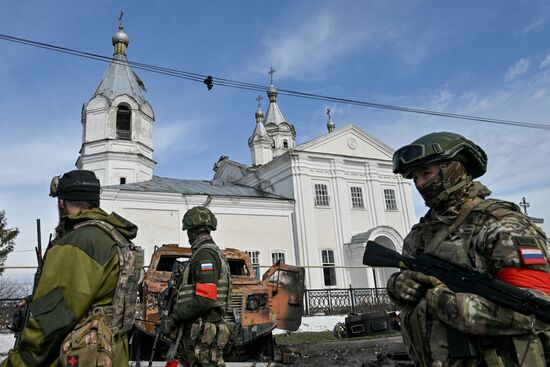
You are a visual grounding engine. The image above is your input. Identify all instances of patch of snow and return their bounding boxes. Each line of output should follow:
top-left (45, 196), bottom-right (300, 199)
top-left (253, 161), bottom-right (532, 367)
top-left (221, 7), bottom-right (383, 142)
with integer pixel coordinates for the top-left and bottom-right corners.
top-left (0, 333), bottom-right (15, 362)
top-left (274, 315), bottom-right (345, 334)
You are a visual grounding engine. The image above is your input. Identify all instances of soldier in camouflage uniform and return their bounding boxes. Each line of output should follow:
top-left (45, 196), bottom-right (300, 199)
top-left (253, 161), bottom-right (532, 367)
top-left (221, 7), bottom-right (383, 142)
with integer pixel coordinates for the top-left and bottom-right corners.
top-left (387, 132), bottom-right (550, 366)
top-left (1, 170), bottom-right (142, 367)
top-left (162, 206), bottom-right (231, 367)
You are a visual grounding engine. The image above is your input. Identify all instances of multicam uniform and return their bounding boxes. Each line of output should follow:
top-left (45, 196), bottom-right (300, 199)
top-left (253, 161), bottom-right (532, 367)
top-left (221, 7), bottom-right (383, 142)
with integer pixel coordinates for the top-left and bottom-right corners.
top-left (170, 237), bottom-right (231, 367)
top-left (388, 132), bottom-right (550, 366)
top-left (1, 208), bottom-right (141, 367)
top-left (389, 182), bottom-right (550, 366)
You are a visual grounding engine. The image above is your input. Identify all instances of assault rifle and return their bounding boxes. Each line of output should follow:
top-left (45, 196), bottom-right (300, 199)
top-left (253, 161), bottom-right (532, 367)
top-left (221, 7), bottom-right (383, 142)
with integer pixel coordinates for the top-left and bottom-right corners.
top-left (12, 219), bottom-right (46, 347)
top-left (363, 240), bottom-right (550, 324)
top-left (149, 259), bottom-right (185, 367)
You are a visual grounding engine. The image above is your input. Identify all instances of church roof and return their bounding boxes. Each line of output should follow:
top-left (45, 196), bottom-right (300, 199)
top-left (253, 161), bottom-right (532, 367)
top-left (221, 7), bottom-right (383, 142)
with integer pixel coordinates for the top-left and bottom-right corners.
top-left (263, 85), bottom-right (287, 126)
top-left (104, 175), bottom-right (290, 199)
top-left (94, 21), bottom-right (147, 105)
top-left (94, 53), bottom-right (147, 104)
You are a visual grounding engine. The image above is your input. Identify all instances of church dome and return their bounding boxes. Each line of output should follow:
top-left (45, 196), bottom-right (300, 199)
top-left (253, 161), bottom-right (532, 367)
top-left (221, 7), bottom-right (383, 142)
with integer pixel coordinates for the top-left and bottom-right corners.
top-left (112, 29), bottom-right (129, 46)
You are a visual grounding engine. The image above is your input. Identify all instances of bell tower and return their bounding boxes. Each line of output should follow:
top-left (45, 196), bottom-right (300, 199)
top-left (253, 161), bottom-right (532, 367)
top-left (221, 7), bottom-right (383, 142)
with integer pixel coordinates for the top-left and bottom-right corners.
top-left (76, 17), bottom-right (156, 186)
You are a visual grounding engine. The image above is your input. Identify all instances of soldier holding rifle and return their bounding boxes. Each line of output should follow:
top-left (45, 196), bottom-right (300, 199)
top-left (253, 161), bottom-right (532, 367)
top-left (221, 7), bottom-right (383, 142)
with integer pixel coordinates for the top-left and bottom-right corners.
top-left (386, 132), bottom-right (550, 366)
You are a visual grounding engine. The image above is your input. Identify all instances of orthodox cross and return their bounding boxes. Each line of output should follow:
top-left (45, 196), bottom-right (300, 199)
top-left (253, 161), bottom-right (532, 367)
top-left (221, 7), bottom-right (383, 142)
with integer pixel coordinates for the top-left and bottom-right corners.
top-left (256, 95), bottom-right (263, 109)
top-left (326, 108), bottom-right (332, 119)
top-left (268, 66), bottom-right (276, 84)
top-left (118, 11), bottom-right (124, 29)
top-left (519, 197), bottom-right (530, 215)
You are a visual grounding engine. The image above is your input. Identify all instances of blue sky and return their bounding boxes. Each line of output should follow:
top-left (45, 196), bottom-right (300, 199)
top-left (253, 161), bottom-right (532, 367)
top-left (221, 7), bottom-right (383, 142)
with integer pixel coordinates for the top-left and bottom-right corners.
top-left (1, 1), bottom-right (550, 273)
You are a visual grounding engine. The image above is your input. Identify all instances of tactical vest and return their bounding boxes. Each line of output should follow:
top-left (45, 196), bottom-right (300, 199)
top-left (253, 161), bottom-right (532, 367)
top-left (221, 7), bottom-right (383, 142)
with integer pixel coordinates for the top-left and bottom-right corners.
top-left (74, 220), bottom-right (144, 335)
top-left (405, 198), bottom-right (550, 366)
top-left (176, 242), bottom-right (231, 313)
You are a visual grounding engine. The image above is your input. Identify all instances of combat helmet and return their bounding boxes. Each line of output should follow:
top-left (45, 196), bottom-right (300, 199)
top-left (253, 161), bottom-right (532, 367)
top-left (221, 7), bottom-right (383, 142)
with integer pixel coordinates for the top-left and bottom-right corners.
top-left (393, 132), bottom-right (487, 179)
top-left (182, 206), bottom-right (217, 231)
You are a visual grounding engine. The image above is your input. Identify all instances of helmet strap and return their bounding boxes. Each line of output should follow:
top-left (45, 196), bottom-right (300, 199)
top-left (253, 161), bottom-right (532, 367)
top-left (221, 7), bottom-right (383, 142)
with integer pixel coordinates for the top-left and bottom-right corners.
top-left (440, 163), bottom-right (451, 189)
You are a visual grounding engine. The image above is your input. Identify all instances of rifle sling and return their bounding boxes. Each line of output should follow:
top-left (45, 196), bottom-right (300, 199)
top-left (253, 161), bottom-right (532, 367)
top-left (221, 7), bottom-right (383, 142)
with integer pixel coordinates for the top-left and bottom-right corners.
top-left (426, 197), bottom-right (483, 254)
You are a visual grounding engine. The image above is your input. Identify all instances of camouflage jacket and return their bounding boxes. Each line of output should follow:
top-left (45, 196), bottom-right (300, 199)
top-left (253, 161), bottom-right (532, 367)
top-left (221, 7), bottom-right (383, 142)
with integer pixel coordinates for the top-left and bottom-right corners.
top-left (1, 208), bottom-right (137, 367)
top-left (389, 182), bottom-right (550, 366)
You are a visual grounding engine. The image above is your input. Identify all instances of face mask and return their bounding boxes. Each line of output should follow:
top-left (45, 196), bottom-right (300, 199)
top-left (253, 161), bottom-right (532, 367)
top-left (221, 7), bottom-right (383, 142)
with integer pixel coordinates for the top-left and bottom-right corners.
top-left (418, 161), bottom-right (470, 209)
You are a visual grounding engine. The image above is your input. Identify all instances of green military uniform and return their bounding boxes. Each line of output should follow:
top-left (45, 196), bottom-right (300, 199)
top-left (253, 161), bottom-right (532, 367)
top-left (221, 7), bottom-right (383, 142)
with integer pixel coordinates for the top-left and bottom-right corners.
top-left (2, 208), bottom-right (138, 367)
top-left (388, 132), bottom-right (550, 366)
top-left (165, 206), bottom-right (231, 367)
top-left (1, 170), bottom-right (140, 367)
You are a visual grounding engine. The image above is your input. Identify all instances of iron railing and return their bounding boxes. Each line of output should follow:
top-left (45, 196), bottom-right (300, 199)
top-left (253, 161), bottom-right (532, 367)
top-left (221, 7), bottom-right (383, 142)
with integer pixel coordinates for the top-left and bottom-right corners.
top-left (304, 287), bottom-right (395, 316)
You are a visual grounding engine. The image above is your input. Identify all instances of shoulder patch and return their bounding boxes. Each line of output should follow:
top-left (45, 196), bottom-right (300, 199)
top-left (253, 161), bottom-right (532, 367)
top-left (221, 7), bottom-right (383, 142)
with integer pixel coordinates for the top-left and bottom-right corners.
top-left (515, 236), bottom-right (547, 265)
top-left (201, 262), bottom-right (214, 271)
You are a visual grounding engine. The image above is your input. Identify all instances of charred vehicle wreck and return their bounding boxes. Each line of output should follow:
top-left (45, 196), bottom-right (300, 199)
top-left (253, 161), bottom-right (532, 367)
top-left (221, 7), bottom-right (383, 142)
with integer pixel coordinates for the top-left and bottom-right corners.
top-left (131, 244), bottom-right (305, 361)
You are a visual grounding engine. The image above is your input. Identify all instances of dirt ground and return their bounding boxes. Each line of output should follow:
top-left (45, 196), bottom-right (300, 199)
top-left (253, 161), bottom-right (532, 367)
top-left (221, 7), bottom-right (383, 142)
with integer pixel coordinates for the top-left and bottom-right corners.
top-left (278, 336), bottom-right (415, 367)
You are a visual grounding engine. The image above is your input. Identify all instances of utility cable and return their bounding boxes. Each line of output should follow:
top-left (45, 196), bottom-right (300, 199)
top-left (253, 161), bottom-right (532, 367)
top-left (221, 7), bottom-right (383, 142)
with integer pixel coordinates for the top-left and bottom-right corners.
top-left (1, 32), bottom-right (550, 130)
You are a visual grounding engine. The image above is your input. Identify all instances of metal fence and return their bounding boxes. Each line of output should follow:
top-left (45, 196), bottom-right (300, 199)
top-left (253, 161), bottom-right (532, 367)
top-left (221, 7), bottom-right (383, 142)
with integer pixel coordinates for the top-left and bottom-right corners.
top-left (304, 287), bottom-right (395, 316)
top-left (0, 288), bottom-right (395, 330)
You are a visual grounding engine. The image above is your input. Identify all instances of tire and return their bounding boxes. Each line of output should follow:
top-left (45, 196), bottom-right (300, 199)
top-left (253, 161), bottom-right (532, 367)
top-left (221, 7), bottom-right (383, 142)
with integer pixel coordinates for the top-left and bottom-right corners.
top-left (246, 332), bottom-right (274, 361)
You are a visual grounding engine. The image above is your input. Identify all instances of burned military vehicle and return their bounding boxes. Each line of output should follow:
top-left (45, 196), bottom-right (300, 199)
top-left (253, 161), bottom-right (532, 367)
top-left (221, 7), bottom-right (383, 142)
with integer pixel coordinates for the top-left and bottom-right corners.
top-left (131, 244), bottom-right (305, 361)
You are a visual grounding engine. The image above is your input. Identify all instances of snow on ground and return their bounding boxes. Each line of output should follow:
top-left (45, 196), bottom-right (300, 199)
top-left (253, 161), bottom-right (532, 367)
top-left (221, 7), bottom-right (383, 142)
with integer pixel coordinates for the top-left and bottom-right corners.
top-left (0, 315), bottom-right (346, 359)
top-left (0, 332), bottom-right (14, 359)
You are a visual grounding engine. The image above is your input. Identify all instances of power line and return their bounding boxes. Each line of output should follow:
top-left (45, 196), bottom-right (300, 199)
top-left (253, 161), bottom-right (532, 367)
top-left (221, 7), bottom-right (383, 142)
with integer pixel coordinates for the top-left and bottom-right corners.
top-left (1, 32), bottom-right (550, 131)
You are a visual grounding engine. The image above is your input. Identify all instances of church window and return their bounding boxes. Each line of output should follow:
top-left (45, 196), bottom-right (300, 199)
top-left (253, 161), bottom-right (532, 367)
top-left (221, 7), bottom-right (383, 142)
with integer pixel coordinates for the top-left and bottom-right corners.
top-left (120, 177), bottom-right (126, 184)
top-left (321, 249), bottom-right (337, 286)
top-left (116, 104), bottom-right (131, 140)
top-left (384, 189), bottom-right (398, 210)
top-left (314, 184), bottom-right (330, 207)
top-left (271, 251), bottom-right (285, 265)
top-left (350, 186), bottom-right (364, 208)
top-left (283, 139), bottom-right (289, 148)
top-left (246, 250), bottom-right (261, 279)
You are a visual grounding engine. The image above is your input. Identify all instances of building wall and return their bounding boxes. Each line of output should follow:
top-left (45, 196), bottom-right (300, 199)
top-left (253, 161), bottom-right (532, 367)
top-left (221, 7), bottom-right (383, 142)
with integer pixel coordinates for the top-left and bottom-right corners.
top-left (100, 190), bottom-right (296, 271)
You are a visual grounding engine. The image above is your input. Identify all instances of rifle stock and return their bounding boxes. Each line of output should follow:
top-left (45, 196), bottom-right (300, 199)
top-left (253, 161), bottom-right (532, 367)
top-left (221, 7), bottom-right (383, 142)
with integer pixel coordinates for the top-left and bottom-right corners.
top-left (363, 240), bottom-right (550, 324)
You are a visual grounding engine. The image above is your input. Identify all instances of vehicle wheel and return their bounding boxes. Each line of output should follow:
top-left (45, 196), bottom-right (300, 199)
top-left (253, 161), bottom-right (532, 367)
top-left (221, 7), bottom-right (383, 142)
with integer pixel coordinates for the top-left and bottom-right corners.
top-left (246, 333), bottom-right (274, 361)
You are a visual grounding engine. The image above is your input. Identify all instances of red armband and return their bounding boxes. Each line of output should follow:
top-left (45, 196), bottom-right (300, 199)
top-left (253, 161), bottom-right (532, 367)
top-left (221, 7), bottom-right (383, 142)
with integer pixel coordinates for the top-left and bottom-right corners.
top-left (497, 268), bottom-right (550, 296)
top-left (196, 283), bottom-right (218, 300)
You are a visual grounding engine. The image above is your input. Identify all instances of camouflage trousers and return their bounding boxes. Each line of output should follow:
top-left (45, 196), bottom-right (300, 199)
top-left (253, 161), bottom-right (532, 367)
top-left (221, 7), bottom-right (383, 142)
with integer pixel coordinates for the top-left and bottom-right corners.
top-left (402, 299), bottom-right (550, 366)
top-left (177, 319), bottom-right (231, 367)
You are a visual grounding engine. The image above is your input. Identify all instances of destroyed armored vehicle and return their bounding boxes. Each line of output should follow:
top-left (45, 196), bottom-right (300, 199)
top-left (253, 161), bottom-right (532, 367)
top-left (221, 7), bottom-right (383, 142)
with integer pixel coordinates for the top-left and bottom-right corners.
top-left (132, 244), bottom-right (305, 361)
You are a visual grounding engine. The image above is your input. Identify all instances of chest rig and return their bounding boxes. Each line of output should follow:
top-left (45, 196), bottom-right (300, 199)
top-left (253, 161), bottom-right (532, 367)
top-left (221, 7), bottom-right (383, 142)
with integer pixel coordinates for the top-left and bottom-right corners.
top-left (74, 220), bottom-right (144, 335)
top-left (412, 198), bottom-right (535, 271)
top-left (175, 242), bottom-right (232, 313)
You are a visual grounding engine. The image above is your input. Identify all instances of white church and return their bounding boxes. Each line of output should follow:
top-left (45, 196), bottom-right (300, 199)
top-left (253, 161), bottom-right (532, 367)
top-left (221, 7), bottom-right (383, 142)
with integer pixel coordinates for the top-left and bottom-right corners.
top-left (78, 22), bottom-right (417, 290)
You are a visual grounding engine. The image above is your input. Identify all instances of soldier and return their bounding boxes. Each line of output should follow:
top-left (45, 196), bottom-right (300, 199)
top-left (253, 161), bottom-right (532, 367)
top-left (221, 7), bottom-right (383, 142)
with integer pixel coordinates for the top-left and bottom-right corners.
top-left (162, 206), bottom-right (231, 367)
top-left (387, 132), bottom-right (550, 366)
top-left (1, 170), bottom-right (143, 367)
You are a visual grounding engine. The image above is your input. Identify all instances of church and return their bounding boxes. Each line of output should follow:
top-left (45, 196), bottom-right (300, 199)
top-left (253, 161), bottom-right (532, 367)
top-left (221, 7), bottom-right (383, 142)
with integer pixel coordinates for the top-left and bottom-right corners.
top-left (77, 22), bottom-right (417, 290)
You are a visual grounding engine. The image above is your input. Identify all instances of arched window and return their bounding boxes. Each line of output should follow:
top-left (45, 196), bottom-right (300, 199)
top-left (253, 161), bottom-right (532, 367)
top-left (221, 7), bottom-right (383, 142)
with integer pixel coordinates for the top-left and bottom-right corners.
top-left (116, 105), bottom-right (131, 140)
top-left (283, 139), bottom-right (289, 148)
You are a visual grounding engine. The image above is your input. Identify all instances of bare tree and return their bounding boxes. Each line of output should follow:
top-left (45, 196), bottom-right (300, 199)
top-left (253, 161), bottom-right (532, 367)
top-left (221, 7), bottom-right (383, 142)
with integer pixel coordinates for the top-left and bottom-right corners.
top-left (0, 277), bottom-right (31, 330)
top-left (0, 210), bottom-right (19, 276)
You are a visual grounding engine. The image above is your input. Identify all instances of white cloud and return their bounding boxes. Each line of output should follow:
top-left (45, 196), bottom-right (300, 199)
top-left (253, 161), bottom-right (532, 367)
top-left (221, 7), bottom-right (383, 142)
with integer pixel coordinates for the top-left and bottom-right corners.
top-left (154, 117), bottom-right (220, 162)
top-left (540, 52), bottom-right (550, 69)
top-left (0, 129), bottom-right (78, 188)
top-left (255, 2), bottom-right (432, 81)
top-left (505, 58), bottom-right (530, 82)
top-left (522, 17), bottom-right (546, 33)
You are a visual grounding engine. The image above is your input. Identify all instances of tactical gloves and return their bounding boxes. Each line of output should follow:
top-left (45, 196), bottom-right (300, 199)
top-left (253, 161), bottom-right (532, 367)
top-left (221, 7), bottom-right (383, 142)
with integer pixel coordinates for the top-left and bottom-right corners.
top-left (390, 270), bottom-right (444, 303)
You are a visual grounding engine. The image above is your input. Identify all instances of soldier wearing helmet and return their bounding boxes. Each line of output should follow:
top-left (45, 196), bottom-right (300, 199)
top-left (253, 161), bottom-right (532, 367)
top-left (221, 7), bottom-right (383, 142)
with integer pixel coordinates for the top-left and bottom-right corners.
top-left (162, 206), bottom-right (232, 367)
top-left (387, 132), bottom-right (550, 366)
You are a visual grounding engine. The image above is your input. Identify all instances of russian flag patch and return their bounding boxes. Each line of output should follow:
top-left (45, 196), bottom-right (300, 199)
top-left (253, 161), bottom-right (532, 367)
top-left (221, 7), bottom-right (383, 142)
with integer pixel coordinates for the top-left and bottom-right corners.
top-left (519, 247), bottom-right (547, 265)
top-left (201, 262), bottom-right (214, 271)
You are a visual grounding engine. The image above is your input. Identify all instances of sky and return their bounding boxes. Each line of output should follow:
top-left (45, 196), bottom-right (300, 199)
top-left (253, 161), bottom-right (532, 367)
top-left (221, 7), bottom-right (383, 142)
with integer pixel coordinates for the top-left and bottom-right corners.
top-left (1, 1), bottom-right (550, 278)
